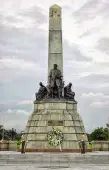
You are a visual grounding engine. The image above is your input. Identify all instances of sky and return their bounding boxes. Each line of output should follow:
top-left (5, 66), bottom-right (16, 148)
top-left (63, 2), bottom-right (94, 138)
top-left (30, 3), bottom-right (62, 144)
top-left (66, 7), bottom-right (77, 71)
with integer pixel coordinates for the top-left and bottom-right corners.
top-left (0, 0), bottom-right (109, 133)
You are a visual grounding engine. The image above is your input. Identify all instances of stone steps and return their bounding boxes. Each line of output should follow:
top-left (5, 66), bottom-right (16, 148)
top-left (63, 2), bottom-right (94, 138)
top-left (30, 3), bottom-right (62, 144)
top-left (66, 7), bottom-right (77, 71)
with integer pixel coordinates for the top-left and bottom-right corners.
top-left (0, 153), bottom-right (109, 165)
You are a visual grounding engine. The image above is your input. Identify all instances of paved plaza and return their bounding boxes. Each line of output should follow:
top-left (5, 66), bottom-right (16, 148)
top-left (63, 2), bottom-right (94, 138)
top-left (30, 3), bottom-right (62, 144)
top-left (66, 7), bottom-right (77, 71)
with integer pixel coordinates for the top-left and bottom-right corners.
top-left (0, 151), bottom-right (109, 170)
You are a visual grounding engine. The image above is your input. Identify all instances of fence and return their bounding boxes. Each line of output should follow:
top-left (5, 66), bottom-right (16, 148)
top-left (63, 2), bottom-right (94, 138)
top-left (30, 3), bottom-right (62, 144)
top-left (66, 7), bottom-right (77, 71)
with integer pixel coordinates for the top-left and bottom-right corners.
top-left (0, 140), bottom-right (17, 151)
top-left (91, 141), bottom-right (109, 151)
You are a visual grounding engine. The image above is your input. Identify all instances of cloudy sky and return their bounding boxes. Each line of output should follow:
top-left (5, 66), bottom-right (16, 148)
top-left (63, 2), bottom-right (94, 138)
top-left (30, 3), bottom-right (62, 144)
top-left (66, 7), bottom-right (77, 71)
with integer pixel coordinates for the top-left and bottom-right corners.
top-left (0, 0), bottom-right (109, 133)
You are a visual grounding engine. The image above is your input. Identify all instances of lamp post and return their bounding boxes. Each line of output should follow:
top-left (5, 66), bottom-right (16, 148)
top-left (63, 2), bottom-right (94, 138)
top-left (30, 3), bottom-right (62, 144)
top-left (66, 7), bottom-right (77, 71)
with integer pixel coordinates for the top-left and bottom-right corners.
top-left (106, 118), bottom-right (109, 140)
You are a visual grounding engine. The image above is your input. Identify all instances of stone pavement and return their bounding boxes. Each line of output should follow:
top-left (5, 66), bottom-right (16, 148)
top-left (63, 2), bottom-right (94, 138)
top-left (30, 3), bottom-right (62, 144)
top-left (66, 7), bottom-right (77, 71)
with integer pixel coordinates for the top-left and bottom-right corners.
top-left (0, 165), bottom-right (109, 170)
top-left (0, 151), bottom-right (109, 170)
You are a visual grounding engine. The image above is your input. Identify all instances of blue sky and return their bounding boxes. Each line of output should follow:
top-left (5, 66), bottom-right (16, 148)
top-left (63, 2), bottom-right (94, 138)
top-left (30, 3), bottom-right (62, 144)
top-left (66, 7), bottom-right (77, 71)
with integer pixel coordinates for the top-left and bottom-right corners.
top-left (0, 0), bottom-right (109, 133)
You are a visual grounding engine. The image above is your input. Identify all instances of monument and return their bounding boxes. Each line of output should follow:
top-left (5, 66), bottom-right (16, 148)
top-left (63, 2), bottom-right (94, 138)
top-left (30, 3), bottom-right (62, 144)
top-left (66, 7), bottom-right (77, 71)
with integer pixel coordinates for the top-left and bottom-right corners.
top-left (24, 4), bottom-right (90, 152)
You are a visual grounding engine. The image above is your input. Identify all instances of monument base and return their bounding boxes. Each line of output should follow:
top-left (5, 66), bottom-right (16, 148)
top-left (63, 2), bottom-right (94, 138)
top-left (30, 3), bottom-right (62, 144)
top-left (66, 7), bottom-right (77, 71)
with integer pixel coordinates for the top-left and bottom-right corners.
top-left (24, 100), bottom-right (90, 151)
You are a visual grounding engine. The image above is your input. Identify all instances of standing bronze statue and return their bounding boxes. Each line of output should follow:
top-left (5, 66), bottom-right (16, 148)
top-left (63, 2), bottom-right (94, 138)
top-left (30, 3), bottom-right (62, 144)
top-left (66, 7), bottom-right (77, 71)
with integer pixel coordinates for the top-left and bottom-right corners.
top-left (48, 64), bottom-right (63, 98)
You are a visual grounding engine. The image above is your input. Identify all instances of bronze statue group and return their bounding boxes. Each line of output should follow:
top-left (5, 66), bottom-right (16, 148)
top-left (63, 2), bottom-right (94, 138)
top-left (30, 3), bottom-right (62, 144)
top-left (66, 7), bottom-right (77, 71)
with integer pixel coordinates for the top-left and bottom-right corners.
top-left (35, 64), bottom-right (75, 101)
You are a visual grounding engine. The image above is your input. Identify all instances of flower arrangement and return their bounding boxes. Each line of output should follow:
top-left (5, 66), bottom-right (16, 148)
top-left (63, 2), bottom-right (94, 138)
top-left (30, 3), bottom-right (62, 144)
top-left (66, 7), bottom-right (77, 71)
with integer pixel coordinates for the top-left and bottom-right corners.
top-left (47, 127), bottom-right (64, 146)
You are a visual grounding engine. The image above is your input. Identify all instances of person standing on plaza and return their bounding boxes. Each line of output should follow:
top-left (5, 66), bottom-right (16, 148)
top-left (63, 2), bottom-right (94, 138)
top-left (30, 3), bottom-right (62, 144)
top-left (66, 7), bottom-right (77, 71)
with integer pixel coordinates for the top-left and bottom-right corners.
top-left (21, 132), bottom-right (26, 154)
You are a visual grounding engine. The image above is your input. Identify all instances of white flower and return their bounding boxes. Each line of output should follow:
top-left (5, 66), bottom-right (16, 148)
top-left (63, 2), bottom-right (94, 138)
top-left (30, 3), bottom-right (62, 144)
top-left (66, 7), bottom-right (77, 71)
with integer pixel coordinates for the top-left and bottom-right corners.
top-left (47, 128), bottom-right (64, 146)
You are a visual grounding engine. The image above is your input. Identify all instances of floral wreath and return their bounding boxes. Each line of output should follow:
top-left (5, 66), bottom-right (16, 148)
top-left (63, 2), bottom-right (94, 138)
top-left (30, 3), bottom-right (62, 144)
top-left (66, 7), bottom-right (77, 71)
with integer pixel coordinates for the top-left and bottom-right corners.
top-left (47, 127), bottom-right (64, 146)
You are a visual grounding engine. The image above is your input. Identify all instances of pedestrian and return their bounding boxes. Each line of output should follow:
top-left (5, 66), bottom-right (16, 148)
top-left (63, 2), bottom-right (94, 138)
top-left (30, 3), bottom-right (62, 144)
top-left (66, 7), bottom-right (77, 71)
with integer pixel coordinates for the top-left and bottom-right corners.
top-left (21, 132), bottom-right (25, 154)
top-left (79, 140), bottom-right (85, 154)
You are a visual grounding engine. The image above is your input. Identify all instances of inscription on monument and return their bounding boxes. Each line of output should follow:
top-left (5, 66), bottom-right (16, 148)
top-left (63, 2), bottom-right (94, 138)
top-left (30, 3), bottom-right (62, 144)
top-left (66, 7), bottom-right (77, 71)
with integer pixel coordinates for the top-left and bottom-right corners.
top-left (48, 120), bottom-right (63, 126)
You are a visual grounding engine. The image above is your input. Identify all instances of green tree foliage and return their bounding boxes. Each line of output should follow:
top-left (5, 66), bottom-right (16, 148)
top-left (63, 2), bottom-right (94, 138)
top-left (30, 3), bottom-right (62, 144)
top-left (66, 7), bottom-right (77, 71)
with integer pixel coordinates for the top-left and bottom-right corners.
top-left (0, 125), bottom-right (21, 141)
top-left (88, 127), bottom-right (109, 141)
top-left (0, 125), bottom-right (3, 139)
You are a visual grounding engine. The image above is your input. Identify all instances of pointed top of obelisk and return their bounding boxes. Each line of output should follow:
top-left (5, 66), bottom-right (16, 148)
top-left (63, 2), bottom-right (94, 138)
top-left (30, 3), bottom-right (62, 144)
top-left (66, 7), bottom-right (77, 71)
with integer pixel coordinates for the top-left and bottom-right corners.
top-left (50, 4), bottom-right (61, 9)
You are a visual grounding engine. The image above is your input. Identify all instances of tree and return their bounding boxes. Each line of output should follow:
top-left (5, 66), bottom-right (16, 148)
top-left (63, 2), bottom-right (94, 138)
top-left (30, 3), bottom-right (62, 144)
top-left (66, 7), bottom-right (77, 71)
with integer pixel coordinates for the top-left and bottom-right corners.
top-left (0, 126), bottom-right (21, 141)
top-left (0, 125), bottom-right (3, 139)
top-left (0, 125), bottom-right (3, 129)
top-left (89, 127), bottom-right (109, 141)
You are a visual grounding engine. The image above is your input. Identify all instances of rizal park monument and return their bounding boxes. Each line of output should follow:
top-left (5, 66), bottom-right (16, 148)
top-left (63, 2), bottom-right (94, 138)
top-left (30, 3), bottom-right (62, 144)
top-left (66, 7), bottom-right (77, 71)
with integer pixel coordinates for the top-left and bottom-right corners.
top-left (24, 4), bottom-right (90, 152)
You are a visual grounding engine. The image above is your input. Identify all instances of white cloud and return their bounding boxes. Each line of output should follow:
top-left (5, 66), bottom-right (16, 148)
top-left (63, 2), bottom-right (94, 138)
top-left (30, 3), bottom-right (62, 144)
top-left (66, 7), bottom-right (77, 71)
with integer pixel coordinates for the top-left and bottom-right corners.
top-left (1, 0), bottom-right (109, 132)
top-left (0, 108), bottom-right (31, 130)
top-left (0, 99), bottom-right (33, 106)
top-left (91, 101), bottom-right (109, 108)
top-left (3, 16), bottom-right (35, 29)
top-left (6, 109), bottom-right (30, 115)
top-left (81, 92), bottom-right (109, 100)
top-left (17, 100), bottom-right (33, 105)
top-left (0, 58), bottom-right (37, 70)
top-left (81, 92), bottom-right (109, 108)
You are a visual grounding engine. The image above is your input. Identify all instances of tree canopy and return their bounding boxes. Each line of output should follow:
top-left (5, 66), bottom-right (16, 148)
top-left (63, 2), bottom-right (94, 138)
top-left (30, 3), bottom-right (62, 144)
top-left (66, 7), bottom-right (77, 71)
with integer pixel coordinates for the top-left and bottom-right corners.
top-left (88, 126), bottom-right (109, 141)
top-left (0, 125), bottom-right (21, 141)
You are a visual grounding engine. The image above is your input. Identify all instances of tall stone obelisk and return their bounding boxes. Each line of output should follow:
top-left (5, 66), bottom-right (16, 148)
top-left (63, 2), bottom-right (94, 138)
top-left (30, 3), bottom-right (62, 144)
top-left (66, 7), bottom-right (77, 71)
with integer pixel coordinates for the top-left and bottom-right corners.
top-left (48, 4), bottom-right (63, 75)
top-left (24, 4), bottom-right (90, 153)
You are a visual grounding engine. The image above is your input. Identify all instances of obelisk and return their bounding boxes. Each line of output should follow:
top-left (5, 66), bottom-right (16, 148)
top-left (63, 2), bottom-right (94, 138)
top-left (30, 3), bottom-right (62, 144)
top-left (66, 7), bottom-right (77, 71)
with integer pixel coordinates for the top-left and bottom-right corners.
top-left (48, 4), bottom-right (63, 76)
top-left (24, 4), bottom-right (90, 153)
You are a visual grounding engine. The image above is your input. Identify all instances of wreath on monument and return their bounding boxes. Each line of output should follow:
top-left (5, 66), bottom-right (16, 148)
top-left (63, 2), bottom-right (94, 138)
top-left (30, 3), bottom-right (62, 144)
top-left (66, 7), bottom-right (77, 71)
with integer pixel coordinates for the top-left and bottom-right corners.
top-left (47, 127), bottom-right (64, 146)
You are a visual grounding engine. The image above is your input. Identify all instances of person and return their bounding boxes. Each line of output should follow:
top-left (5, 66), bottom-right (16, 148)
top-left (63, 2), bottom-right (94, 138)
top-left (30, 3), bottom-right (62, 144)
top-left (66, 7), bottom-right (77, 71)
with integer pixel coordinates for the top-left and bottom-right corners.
top-left (79, 140), bottom-right (85, 154)
top-left (89, 142), bottom-right (93, 150)
top-left (21, 132), bottom-right (25, 154)
top-left (48, 64), bottom-right (63, 98)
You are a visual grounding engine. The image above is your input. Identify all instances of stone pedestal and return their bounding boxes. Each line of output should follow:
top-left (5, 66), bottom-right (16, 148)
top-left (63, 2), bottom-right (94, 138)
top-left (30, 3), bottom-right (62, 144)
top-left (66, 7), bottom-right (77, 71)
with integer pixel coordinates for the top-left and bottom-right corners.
top-left (24, 100), bottom-right (90, 152)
